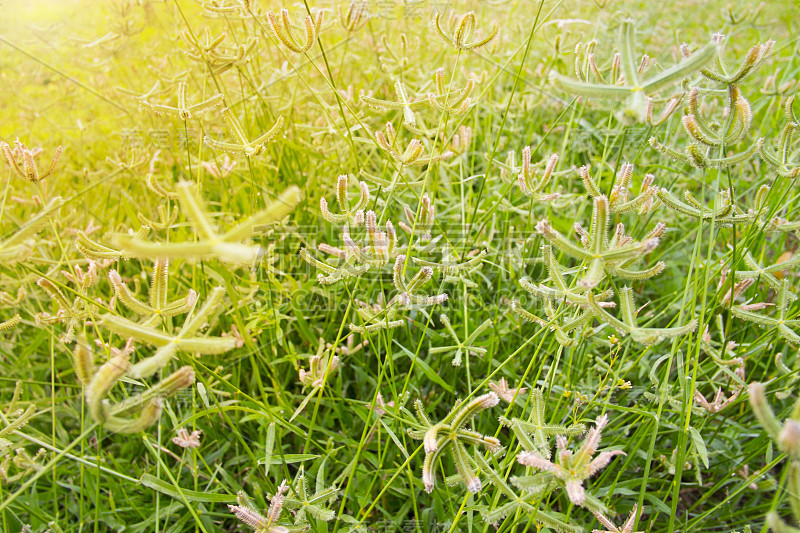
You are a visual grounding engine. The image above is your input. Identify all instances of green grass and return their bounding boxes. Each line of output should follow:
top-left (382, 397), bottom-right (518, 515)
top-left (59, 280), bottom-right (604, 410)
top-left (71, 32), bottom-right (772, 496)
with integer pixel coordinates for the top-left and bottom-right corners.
top-left (1, 0), bottom-right (800, 532)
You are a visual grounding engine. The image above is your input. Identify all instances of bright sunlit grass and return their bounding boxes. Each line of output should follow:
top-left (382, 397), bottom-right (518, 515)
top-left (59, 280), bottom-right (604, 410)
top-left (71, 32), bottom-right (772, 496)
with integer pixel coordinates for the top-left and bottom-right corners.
top-left (1, 1), bottom-right (800, 532)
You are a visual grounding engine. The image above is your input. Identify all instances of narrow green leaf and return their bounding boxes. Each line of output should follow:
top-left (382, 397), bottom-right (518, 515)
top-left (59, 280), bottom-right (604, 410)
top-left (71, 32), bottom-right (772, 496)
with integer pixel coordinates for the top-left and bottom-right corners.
top-left (263, 422), bottom-right (275, 475)
top-left (393, 341), bottom-right (453, 392)
top-left (140, 474), bottom-right (235, 503)
top-left (688, 426), bottom-right (709, 469)
top-left (257, 453), bottom-right (321, 465)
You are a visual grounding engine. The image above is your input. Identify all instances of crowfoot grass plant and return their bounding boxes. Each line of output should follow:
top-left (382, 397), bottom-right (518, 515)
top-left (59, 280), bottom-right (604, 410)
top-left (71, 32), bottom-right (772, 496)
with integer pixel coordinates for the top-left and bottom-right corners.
top-left (0, 140), bottom-right (63, 184)
top-left (115, 181), bottom-right (302, 264)
top-left (2, 0), bottom-right (800, 532)
top-left (515, 413), bottom-right (625, 508)
top-left (407, 392), bottom-right (502, 494)
top-left (100, 286), bottom-right (236, 379)
top-left (591, 504), bottom-right (644, 533)
top-left (107, 258), bottom-right (198, 326)
top-left (137, 81), bottom-right (224, 120)
top-left (758, 95), bottom-right (800, 177)
top-left (551, 18), bottom-right (719, 121)
top-left (535, 194), bottom-right (666, 289)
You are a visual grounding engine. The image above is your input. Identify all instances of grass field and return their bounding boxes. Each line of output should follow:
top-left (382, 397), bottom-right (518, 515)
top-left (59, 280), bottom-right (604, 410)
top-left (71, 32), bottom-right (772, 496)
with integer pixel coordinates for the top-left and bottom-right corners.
top-left (1, 0), bottom-right (800, 531)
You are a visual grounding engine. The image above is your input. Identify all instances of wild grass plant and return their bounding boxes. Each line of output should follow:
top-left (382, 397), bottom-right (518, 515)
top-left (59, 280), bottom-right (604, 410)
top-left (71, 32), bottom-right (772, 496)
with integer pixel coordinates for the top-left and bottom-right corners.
top-left (0, 0), bottom-right (799, 531)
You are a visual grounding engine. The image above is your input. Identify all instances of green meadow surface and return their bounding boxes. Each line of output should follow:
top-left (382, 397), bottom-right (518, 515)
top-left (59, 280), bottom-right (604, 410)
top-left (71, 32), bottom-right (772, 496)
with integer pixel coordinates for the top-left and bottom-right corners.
top-left (0, 1), bottom-right (799, 532)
